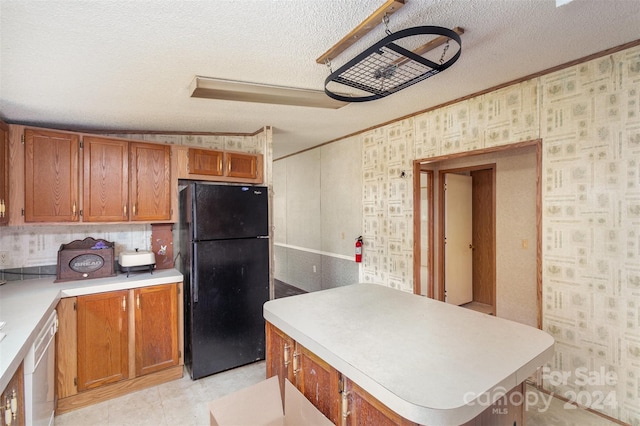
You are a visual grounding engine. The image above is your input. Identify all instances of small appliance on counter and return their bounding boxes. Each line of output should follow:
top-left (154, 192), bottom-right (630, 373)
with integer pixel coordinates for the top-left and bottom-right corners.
top-left (118, 249), bottom-right (156, 277)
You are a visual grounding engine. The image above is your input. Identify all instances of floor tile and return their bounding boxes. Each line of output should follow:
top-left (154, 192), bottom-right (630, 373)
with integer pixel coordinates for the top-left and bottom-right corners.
top-left (55, 363), bottom-right (620, 426)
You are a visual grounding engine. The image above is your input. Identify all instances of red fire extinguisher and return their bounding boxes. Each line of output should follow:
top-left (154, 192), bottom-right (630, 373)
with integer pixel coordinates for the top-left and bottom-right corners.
top-left (355, 236), bottom-right (363, 263)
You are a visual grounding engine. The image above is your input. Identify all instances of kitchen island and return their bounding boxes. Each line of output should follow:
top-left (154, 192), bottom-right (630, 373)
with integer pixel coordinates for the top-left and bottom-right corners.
top-left (264, 283), bottom-right (554, 425)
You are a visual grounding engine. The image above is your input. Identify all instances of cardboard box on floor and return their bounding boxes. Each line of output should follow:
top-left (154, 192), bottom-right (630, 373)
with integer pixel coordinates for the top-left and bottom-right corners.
top-left (209, 376), bottom-right (333, 426)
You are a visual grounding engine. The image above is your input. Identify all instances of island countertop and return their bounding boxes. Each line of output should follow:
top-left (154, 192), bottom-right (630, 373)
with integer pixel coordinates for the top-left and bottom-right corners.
top-left (0, 268), bottom-right (183, 392)
top-left (263, 283), bottom-right (554, 425)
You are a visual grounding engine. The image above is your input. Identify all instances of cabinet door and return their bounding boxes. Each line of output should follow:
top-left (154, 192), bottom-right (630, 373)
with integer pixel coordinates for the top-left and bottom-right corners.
top-left (225, 152), bottom-right (258, 179)
top-left (345, 378), bottom-right (416, 426)
top-left (265, 322), bottom-right (295, 400)
top-left (0, 362), bottom-right (25, 426)
top-left (0, 121), bottom-right (8, 225)
top-left (56, 297), bottom-right (78, 399)
top-left (129, 142), bottom-right (171, 221)
top-left (83, 136), bottom-right (129, 222)
top-left (295, 343), bottom-right (341, 425)
top-left (134, 284), bottom-right (179, 376)
top-left (77, 291), bottom-right (129, 391)
top-left (189, 148), bottom-right (223, 176)
top-left (24, 129), bottom-right (80, 222)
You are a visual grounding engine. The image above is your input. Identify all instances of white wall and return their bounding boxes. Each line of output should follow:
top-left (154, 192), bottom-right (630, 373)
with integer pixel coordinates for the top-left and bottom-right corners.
top-left (273, 135), bottom-right (362, 290)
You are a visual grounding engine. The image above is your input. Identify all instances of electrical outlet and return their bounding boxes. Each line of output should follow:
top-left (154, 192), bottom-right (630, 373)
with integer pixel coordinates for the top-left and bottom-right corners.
top-left (0, 251), bottom-right (10, 267)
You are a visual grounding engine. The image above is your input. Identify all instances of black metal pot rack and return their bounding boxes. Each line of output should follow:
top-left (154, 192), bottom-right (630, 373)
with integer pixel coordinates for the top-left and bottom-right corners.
top-left (324, 26), bottom-right (462, 102)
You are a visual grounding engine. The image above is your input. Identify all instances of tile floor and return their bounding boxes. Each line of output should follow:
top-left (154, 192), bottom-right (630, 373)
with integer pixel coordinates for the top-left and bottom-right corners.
top-left (55, 362), bottom-right (619, 426)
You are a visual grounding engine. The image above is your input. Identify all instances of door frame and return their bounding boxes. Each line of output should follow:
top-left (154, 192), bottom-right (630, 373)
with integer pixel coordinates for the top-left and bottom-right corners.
top-left (413, 139), bottom-right (543, 329)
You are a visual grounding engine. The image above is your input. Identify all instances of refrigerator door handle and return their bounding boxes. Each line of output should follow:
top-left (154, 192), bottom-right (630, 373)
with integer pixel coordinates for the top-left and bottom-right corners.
top-left (192, 247), bottom-right (198, 303)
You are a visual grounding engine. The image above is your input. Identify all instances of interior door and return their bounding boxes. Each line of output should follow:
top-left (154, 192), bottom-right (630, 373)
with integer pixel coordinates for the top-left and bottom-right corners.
top-left (444, 173), bottom-right (473, 305)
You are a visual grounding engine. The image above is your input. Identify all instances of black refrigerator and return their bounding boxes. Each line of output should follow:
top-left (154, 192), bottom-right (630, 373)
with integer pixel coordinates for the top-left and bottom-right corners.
top-left (179, 182), bottom-right (270, 380)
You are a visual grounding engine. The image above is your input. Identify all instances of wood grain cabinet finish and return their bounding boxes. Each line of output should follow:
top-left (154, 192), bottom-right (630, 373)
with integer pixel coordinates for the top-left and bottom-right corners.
top-left (134, 284), bottom-right (179, 376)
top-left (265, 322), bottom-right (295, 398)
top-left (0, 121), bottom-right (9, 225)
top-left (129, 142), bottom-right (171, 221)
top-left (56, 283), bottom-right (183, 414)
top-left (24, 129), bottom-right (80, 222)
top-left (266, 322), bottom-right (523, 426)
top-left (266, 323), bottom-right (342, 425)
top-left (21, 129), bottom-right (171, 224)
top-left (295, 344), bottom-right (341, 425)
top-left (188, 148), bottom-right (223, 176)
top-left (83, 136), bottom-right (129, 222)
top-left (76, 290), bottom-right (130, 391)
top-left (345, 378), bottom-right (416, 426)
top-left (0, 363), bottom-right (25, 426)
top-left (174, 146), bottom-right (263, 184)
top-left (225, 151), bottom-right (258, 179)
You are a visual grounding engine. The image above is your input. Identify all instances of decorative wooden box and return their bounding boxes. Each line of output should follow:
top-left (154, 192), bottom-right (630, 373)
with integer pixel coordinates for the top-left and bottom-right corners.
top-left (56, 237), bottom-right (116, 282)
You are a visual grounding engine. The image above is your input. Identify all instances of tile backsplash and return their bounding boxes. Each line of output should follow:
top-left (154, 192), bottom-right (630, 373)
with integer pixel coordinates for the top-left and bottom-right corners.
top-left (0, 224), bottom-right (150, 278)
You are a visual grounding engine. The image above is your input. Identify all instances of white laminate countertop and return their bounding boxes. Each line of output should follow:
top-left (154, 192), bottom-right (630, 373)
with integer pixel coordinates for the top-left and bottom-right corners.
top-left (0, 268), bottom-right (183, 391)
top-left (263, 283), bottom-right (555, 426)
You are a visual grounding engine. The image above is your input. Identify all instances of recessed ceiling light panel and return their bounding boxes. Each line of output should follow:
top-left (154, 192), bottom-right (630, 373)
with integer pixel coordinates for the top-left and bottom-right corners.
top-left (190, 76), bottom-right (349, 109)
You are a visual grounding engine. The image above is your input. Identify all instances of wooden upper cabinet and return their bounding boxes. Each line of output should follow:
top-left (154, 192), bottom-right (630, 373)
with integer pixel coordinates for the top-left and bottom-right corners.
top-left (188, 148), bottom-right (223, 176)
top-left (77, 290), bottom-right (129, 391)
top-left (225, 151), bottom-right (258, 179)
top-left (83, 136), bottom-right (129, 222)
top-left (0, 121), bottom-right (9, 225)
top-left (24, 129), bottom-right (80, 222)
top-left (134, 284), bottom-right (179, 376)
top-left (129, 142), bottom-right (171, 221)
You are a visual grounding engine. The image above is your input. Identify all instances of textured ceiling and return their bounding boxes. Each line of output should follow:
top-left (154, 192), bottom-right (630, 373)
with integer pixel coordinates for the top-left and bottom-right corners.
top-left (1, 0), bottom-right (639, 158)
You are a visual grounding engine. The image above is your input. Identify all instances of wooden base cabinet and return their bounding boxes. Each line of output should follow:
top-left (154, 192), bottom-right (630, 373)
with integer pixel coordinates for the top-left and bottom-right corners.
top-left (56, 283), bottom-right (182, 414)
top-left (77, 290), bottom-right (129, 391)
top-left (266, 322), bottom-right (524, 426)
top-left (267, 324), bottom-right (341, 425)
top-left (0, 363), bottom-right (25, 426)
top-left (134, 285), bottom-right (179, 376)
top-left (0, 120), bottom-right (9, 226)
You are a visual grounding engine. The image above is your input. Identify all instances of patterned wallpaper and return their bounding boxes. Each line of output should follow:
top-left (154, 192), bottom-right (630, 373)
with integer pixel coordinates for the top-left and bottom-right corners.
top-left (361, 44), bottom-right (640, 423)
top-left (362, 121), bottom-right (415, 292)
top-left (540, 48), bottom-right (640, 422)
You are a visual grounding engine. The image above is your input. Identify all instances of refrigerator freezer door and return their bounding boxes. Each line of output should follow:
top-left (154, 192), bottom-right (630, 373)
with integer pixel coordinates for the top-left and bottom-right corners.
top-left (193, 183), bottom-right (268, 240)
top-left (187, 237), bottom-right (269, 379)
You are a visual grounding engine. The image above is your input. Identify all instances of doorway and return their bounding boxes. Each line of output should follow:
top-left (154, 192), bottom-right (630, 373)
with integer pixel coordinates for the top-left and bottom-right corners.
top-left (413, 140), bottom-right (542, 328)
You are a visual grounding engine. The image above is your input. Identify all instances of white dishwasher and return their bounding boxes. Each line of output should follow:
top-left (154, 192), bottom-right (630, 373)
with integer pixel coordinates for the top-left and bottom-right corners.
top-left (24, 309), bottom-right (57, 426)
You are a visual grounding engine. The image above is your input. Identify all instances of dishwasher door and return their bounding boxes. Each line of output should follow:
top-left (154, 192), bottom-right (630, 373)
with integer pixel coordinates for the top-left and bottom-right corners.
top-left (24, 309), bottom-right (57, 426)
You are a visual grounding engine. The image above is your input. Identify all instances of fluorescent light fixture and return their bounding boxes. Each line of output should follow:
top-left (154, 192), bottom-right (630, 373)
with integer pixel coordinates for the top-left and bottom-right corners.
top-left (190, 76), bottom-right (349, 109)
